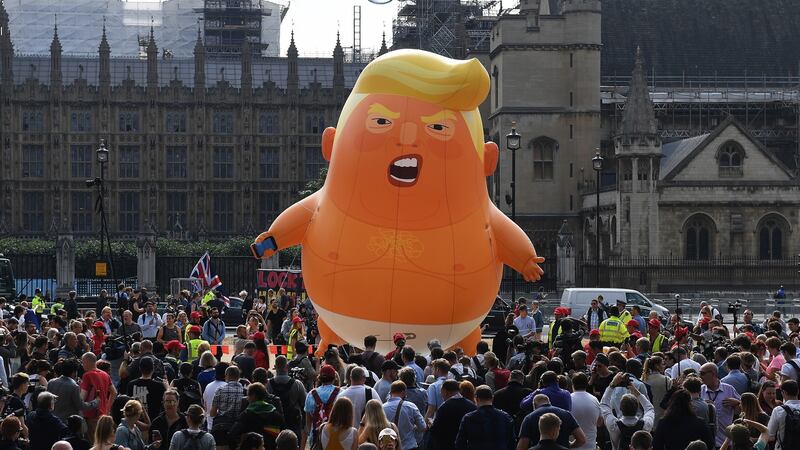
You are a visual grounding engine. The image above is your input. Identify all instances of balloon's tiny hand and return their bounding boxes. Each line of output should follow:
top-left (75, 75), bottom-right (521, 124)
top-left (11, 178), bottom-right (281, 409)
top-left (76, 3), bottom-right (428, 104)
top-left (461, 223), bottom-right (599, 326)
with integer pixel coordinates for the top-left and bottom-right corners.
top-left (522, 256), bottom-right (545, 282)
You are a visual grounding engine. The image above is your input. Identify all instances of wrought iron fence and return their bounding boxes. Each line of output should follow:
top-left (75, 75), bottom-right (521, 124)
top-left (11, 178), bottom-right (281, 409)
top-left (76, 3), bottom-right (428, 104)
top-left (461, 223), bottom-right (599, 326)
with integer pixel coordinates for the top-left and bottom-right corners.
top-left (155, 256), bottom-right (261, 297)
top-left (5, 254), bottom-right (56, 298)
top-left (580, 257), bottom-right (800, 292)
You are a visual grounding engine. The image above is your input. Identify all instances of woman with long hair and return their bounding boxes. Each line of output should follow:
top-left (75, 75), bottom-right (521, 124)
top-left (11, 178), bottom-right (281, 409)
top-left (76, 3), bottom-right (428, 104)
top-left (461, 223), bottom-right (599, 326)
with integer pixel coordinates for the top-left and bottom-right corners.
top-left (652, 389), bottom-right (714, 450)
top-left (358, 399), bottom-right (400, 447)
top-left (738, 392), bottom-right (770, 440)
top-left (757, 380), bottom-right (782, 414)
top-left (642, 356), bottom-right (672, 422)
top-left (114, 401), bottom-right (146, 450)
top-left (91, 416), bottom-right (124, 450)
top-left (252, 332), bottom-right (271, 370)
top-left (319, 397), bottom-right (358, 450)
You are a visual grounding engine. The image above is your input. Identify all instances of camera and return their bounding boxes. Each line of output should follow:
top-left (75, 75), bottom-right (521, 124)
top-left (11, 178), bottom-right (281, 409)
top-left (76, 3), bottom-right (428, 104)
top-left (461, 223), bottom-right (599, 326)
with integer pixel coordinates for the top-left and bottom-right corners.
top-left (727, 301), bottom-right (743, 314)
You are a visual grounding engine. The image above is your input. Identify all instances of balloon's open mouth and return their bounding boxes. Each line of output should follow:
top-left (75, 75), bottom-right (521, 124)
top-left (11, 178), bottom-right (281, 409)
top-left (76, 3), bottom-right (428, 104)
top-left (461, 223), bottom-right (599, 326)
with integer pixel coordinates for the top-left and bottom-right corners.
top-left (388, 154), bottom-right (422, 187)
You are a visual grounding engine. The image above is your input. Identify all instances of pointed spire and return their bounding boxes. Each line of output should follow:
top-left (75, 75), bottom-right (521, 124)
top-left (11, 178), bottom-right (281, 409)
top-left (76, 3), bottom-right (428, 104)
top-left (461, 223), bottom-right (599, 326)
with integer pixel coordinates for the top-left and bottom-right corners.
top-left (50, 15), bottom-right (61, 54)
top-left (146, 19), bottom-right (157, 54)
top-left (287, 29), bottom-right (298, 58)
top-left (49, 14), bottom-right (62, 87)
top-left (378, 31), bottom-right (389, 56)
top-left (146, 19), bottom-right (158, 89)
top-left (99, 18), bottom-right (110, 54)
top-left (99, 19), bottom-right (111, 88)
top-left (619, 46), bottom-right (657, 136)
top-left (193, 24), bottom-right (205, 94)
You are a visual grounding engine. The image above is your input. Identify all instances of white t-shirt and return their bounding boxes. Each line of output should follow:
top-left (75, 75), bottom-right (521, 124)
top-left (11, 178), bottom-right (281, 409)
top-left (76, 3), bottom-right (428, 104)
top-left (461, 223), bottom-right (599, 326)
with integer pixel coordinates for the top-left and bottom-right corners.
top-left (670, 358), bottom-right (702, 378)
top-left (571, 391), bottom-right (601, 450)
top-left (321, 426), bottom-right (357, 449)
top-left (202, 380), bottom-right (226, 428)
top-left (339, 384), bottom-right (381, 425)
top-left (780, 359), bottom-right (800, 382)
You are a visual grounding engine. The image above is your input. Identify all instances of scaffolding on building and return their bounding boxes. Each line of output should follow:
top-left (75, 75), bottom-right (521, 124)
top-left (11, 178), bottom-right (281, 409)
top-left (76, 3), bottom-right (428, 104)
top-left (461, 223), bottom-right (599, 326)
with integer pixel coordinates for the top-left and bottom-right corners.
top-left (4, 0), bottom-right (285, 58)
top-left (392, 0), bottom-right (500, 58)
top-left (601, 73), bottom-right (800, 171)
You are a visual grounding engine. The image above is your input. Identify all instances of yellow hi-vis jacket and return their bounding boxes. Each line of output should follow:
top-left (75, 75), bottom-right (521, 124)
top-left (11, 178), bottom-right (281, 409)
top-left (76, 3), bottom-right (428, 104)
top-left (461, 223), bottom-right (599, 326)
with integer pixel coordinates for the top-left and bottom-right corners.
top-left (598, 315), bottom-right (629, 346)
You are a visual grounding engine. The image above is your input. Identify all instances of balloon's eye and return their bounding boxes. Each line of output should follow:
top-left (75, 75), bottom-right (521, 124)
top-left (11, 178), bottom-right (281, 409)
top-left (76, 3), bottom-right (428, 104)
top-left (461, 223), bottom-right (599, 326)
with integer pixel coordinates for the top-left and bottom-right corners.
top-left (376, 118), bottom-right (392, 125)
top-left (428, 123), bottom-right (447, 131)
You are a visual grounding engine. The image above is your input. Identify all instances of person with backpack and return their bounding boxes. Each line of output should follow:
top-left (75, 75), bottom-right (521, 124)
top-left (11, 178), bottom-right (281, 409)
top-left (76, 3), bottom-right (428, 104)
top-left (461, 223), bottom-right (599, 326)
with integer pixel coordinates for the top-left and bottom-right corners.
top-left (359, 336), bottom-right (386, 375)
top-left (228, 382), bottom-right (285, 449)
top-left (600, 373), bottom-right (654, 450)
top-left (383, 380), bottom-right (426, 450)
top-left (339, 367), bottom-right (381, 425)
top-left (483, 352), bottom-right (510, 392)
top-left (267, 355), bottom-right (308, 438)
top-left (167, 404), bottom-right (216, 450)
top-left (303, 364), bottom-right (340, 449)
top-left (289, 341), bottom-right (316, 392)
top-left (767, 379), bottom-right (800, 450)
top-left (169, 362), bottom-right (203, 415)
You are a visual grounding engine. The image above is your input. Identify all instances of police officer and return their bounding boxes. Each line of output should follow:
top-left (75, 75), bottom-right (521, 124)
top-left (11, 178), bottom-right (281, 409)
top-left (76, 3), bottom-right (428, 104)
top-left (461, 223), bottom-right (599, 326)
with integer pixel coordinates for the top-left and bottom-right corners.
top-left (598, 306), bottom-right (629, 347)
top-left (615, 298), bottom-right (632, 324)
top-left (31, 288), bottom-right (46, 316)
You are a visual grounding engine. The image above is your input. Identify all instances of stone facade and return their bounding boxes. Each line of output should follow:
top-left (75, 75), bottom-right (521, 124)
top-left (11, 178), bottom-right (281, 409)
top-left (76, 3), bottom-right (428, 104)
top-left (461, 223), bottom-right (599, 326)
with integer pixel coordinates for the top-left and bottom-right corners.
top-left (470, 0), bottom-right (602, 272)
top-left (580, 49), bottom-right (800, 290)
top-left (0, 0), bottom-right (377, 241)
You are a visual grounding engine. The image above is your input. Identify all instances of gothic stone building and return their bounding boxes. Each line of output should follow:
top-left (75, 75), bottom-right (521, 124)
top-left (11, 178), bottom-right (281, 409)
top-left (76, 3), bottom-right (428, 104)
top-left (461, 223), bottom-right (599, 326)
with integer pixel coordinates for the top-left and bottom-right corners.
top-left (0, 1), bottom-right (382, 240)
top-left (579, 49), bottom-right (800, 291)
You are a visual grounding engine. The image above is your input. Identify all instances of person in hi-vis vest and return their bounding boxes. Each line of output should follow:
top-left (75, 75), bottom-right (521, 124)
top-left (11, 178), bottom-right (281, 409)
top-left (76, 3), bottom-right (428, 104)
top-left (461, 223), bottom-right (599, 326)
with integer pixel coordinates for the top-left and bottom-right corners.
top-left (183, 325), bottom-right (208, 363)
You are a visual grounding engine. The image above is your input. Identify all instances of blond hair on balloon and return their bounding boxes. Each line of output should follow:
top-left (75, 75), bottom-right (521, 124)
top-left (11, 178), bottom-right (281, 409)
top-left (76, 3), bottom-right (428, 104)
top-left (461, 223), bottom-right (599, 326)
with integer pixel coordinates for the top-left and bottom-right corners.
top-left (336, 49), bottom-right (490, 160)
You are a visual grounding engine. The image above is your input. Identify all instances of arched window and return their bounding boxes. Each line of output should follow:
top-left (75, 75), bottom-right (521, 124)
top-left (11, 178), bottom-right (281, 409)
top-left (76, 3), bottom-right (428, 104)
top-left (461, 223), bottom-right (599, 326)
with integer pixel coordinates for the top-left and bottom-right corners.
top-left (531, 137), bottom-right (557, 181)
top-left (684, 214), bottom-right (715, 260)
top-left (718, 141), bottom-right (745, 177)
top-left (758, 215), bottom-right (789, 260)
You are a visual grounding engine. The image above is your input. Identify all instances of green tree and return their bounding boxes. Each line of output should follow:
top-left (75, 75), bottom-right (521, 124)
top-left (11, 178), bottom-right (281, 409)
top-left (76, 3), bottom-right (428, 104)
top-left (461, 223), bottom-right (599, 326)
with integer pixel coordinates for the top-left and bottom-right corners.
top-left (299, 167), bottom-right (328, 199)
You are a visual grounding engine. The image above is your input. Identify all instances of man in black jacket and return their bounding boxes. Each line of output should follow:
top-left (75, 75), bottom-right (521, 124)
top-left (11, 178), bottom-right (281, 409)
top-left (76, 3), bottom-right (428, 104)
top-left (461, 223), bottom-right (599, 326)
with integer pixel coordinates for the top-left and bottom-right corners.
top-left (430, 379), bottom-right (477, 450)
top-left (493, 370), bottom-right (532, 430)
top-left (26, 392), bottom-right (68, 450)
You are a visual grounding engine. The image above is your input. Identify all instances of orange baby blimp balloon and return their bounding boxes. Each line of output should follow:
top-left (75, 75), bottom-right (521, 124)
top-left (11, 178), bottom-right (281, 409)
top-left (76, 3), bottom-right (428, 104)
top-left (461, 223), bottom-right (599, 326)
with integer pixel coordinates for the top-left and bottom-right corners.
top-left (252, 50), bottom-right (544, 354)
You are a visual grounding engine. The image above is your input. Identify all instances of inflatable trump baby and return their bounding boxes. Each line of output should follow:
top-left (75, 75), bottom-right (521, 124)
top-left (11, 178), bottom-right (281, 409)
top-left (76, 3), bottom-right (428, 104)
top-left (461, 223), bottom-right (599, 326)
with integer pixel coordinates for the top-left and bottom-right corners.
top-left (252, 49), bottom-right (544, 353)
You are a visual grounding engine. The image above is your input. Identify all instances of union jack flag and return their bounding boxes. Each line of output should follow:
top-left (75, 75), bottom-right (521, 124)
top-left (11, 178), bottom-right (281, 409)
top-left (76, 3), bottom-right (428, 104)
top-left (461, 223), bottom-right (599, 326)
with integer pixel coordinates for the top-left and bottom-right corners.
top-left (189, 252), bottom-right (222, 292)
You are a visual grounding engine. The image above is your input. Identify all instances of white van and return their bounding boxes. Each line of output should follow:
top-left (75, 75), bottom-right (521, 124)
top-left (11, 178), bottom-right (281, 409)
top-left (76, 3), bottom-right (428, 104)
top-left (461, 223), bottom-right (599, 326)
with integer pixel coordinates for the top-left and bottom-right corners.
top-left (560, 288), bottom-right (669, 321)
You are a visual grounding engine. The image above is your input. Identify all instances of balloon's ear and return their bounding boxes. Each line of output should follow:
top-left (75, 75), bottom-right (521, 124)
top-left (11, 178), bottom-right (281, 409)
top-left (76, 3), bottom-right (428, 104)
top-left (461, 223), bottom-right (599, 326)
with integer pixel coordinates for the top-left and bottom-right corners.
top-left (484, 141), bottom-right (499, 176)
top-left (322, 127), bottom-right (336, 162)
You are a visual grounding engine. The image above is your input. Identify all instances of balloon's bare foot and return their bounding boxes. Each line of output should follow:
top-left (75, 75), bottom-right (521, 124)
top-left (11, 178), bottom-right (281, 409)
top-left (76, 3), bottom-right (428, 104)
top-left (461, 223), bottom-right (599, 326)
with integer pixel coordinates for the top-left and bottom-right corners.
top-left (316, 318), bottom-right (346, 356)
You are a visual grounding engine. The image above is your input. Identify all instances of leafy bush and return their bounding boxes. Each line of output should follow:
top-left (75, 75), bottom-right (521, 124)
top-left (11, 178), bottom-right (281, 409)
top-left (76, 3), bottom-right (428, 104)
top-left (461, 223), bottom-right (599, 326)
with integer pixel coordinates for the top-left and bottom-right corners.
top-left (1, 237), bottom-right (300, 259)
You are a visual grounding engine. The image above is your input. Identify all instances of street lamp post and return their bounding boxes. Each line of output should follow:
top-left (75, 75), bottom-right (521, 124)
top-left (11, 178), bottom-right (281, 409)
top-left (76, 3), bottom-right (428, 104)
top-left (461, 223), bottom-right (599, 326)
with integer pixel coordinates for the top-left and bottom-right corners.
top-left (87, 140), bottom-right (115, 286)
top-left (506, 122), bottom-right (521, 301)
top-left (592, 151), bottom-right (603, 287)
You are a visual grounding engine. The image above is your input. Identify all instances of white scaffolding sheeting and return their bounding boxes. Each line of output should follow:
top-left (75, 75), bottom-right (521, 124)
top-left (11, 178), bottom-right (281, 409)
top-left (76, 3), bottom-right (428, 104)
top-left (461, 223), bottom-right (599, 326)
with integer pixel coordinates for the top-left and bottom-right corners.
top-left (5, 0), bottom-right (282, 57)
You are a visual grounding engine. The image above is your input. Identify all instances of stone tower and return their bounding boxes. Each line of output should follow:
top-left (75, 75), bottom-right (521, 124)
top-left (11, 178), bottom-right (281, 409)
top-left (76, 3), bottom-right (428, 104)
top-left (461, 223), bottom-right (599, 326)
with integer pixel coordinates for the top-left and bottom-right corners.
top-left (614, 48), bottom-right (662, 257)
top-left (489, 0), bottom-right (602, 235)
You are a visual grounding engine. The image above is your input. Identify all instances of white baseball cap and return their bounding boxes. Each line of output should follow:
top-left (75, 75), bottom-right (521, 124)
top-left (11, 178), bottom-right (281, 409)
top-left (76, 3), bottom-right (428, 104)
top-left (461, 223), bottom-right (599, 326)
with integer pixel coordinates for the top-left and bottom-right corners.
top-left (378, 428), bottom-right (398, 440)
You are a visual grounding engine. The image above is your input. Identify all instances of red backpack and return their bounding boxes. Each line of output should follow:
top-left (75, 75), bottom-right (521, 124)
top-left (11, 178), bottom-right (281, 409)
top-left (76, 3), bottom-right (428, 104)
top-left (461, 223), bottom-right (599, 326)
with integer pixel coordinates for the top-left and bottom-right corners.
top-left (492, 368), bottom-right (511, 389)
top-left (311, 387), bottom-right (340, 436)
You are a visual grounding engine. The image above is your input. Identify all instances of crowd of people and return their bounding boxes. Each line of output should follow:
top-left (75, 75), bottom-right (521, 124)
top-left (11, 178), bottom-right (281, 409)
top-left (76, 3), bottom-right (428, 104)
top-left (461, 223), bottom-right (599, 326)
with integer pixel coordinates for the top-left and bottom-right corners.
top-left (1, 285), bottom-right (800, 450)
